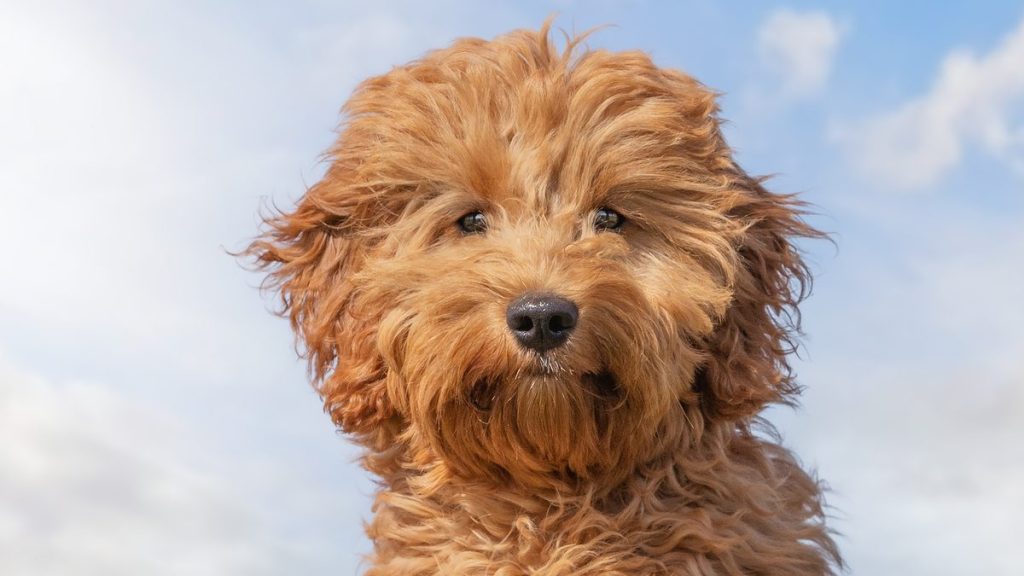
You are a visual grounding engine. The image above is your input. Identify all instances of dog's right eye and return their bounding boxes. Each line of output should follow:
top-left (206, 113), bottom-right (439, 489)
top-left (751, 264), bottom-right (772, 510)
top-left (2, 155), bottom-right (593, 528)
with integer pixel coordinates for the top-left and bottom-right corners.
top-left (458, 211), bottom-right (488, 234)
top-left (594, 207), bottom-right (625, 231)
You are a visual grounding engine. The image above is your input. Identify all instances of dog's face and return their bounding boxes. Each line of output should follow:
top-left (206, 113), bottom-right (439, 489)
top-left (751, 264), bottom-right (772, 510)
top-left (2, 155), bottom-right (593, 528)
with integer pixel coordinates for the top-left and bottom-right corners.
top-left (251, 28), bottom-right (815, 490)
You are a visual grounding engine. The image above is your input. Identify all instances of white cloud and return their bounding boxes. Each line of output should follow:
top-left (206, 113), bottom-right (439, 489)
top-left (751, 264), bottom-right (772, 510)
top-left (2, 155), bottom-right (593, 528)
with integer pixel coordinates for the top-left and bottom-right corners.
top-left (772, 222), bottom-right (1024, 575)
top-left (0, 347), bottom-right (380, 575)
top-left (780, 362), bottom-right (1024, 576)
top-left (757, 9), bottom-right (842, 99)
top-left (0, 354), bottom-right (289, 576)
top-left (835, 17), bottom-right (1024, 190)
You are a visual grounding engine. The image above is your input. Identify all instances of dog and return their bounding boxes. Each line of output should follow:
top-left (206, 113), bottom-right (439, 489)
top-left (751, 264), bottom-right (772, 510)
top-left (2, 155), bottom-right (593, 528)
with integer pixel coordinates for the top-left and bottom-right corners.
top-left (249, 22), bottom-right (841, 575)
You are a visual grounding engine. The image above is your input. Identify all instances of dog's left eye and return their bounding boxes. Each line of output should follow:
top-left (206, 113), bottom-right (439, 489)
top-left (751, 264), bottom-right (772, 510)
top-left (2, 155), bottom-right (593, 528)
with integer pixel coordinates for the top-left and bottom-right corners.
top-left (594, 208), bottom-right (624, 231)
top-left (458, 211), bottom-right (488, 234)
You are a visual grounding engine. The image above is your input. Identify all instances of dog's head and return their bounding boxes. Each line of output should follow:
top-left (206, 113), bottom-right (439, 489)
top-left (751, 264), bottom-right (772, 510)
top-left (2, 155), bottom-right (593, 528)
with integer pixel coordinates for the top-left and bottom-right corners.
top-left (249, 25), bottom-right (818, 490)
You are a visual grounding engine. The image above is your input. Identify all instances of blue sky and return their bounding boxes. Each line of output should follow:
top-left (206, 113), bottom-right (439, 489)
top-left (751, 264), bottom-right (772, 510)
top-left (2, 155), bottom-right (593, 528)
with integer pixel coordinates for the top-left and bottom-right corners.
top-left (1, 1), bottom-right (1022, 574)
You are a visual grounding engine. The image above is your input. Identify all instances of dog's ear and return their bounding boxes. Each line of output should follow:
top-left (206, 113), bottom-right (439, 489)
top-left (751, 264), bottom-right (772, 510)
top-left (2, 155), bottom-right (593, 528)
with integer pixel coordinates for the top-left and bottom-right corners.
top-left (246, 163), bottom-right (396, 438)
top-left (696, 173), bottom-right (822, 420)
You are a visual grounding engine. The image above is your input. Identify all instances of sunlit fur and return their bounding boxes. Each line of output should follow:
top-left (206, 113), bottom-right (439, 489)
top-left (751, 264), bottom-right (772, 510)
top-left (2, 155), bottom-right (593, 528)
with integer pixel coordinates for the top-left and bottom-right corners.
top-left (248, 22), bottom-right (841, 575)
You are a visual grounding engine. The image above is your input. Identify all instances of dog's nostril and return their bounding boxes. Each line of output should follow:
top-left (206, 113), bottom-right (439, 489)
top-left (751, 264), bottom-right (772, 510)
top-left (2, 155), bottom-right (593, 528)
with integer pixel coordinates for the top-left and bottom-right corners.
top-left (506, 294), bottom-right (578, 352)
top-left (512, 316), bottom-right (534, 332)
top-left (547, 310), bottom-right (575, 334)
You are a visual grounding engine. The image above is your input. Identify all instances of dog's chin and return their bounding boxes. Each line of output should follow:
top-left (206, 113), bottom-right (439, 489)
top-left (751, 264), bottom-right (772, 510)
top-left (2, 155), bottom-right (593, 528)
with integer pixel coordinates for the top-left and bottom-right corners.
top-left (442, 365), bottom-right (641, 487)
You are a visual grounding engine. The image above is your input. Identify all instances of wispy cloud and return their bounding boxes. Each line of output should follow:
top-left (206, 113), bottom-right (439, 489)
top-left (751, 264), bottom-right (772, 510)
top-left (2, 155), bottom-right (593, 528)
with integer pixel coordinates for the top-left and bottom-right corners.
top-left (788, 361), bottom-right (1024, 576)
top-left (834, 16), bottom-right (1024, 190)
top-left (0, 354), bottom-right (292, 576)
top-left (756, 9), bottom-right (842, 100)
top-left (777, 221), bottom-right (1024, 575)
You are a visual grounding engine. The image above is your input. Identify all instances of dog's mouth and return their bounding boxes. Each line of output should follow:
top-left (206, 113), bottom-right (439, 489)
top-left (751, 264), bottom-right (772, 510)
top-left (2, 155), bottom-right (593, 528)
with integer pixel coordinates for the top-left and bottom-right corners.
top-left (582, 370), bottom-right (622, 402)
top-left (467, 370), bottom-right (622, 412)
top-left (468, 379), bottom-right (497, 412)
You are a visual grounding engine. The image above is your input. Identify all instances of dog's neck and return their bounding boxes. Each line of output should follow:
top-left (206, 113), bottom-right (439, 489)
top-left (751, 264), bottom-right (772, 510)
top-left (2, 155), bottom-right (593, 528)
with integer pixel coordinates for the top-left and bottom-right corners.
top-left (355, 417), bottom-right (836, 574)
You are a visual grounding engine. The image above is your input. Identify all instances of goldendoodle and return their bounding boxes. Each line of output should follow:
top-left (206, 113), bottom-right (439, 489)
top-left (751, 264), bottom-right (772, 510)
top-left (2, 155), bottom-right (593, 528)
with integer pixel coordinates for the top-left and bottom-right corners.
top-left (249, 22), bottom-right (841, 575)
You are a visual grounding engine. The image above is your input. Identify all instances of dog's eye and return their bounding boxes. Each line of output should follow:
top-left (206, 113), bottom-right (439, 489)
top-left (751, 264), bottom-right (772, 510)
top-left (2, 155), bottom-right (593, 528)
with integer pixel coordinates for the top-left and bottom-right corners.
top-left (458, 211), bottom-right (488, 234)
top-left (594, 208), bottom-right (624, 231)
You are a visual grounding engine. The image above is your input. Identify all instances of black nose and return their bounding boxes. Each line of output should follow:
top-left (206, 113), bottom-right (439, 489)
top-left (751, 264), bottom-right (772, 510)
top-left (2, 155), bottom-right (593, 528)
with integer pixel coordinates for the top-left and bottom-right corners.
top-left (506, 294), bottom-right (578, 352)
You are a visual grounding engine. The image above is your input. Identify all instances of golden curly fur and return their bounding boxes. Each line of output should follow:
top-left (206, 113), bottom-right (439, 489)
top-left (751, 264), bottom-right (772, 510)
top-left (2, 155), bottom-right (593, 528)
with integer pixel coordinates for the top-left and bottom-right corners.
top-left (249, 22), bottom-right (841, 575)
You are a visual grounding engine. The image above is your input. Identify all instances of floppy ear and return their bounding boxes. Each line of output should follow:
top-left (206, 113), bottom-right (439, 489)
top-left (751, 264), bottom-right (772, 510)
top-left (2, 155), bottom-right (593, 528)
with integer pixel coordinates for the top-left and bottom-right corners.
top-left (696, 173), bottom-right (823, 420)
top-left (246, 164), bottom-right (396, 439)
